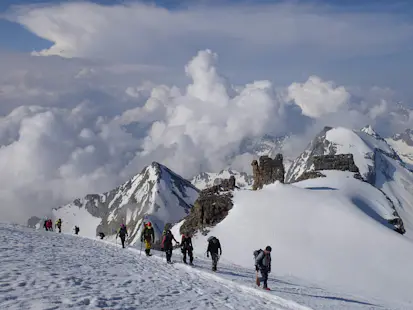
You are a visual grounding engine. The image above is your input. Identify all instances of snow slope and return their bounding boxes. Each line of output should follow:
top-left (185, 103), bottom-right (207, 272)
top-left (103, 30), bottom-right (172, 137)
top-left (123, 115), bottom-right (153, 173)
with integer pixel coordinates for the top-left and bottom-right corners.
top-left (386, 129), bottom-right (413, 167)
top-left (285, 125), bottom-right (413, 237)
top-left (1, 223), bottom-right (399, 310)
top-left (191, 182), bottom-right (413, 310)
top-left (52, 162), bottom-right (199, 245)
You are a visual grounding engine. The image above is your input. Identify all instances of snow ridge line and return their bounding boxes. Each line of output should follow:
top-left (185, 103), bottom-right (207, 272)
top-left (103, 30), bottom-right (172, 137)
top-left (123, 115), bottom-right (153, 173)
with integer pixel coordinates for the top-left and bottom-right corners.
top-left (126, 247), bottom-right (314, 310)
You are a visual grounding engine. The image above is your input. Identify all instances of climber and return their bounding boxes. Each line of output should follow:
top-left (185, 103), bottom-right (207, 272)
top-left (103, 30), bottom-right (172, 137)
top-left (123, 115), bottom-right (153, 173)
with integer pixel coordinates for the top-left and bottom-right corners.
top-left (181, 233), bottom-right (194, 265)
top-left (46, 219), bottom-right (53, 231)
top-left (74, 226), bottom-right (80, 235)
top-left (43, 219), bottom-right (47, 231)
top-left (161, 230), bottom-right (179, 264)
top-left (55, 218), bottom-right (62, 233)
top-left (140, 222), bottom-right (155, 256)
top-left (207, 236), bottom-right (222, 272)
top-left (98, 232), bottom-right (105, 240)
top-left (116, 224), bottom-right (128, 248)
top-left (254, 246), bottom-right (272, 290)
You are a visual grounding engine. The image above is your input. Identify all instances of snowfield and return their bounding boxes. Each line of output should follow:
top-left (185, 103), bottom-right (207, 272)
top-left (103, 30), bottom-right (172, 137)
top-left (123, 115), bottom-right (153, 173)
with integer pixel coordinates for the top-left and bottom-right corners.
top-left (0, 223), bottom-right (403, 310)
top-left (190, 180), bottom-right (413, 310)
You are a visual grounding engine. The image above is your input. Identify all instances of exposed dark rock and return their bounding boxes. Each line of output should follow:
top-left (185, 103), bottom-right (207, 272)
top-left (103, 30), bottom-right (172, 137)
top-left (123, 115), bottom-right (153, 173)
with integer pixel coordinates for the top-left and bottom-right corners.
top-left (27, 216), bottom-right (42, 228)
top-left (180, 176), bottom-right (236, 236)
top-left (290, 154), bottom-right (363, 182)
top-left (285, 126), bottom-right (335, 183)
top-left (295, 171), bottom-right (326, 182)
top-left (251, 154), bottom-right (285, 190)
top-left (313, 154), bottom-right (359, 172)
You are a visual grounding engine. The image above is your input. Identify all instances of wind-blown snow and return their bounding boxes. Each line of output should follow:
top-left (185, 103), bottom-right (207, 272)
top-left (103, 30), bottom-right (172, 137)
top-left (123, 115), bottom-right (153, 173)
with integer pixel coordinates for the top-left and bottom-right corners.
top-left (192, 181), bottom-right (413, 309)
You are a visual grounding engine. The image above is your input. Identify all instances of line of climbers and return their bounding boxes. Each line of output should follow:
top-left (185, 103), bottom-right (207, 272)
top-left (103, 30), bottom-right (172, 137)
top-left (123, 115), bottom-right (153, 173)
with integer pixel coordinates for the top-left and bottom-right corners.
top-left (43, 218), bottom-right (106, 240)
top-left (137, 221), bottom-right (223, 270)
top-left (141, 221), bottom-right (272, 289)
top-left (43, 218), bottom-right (62, 233)
top-left (42, 219), bottom-right (272, 290)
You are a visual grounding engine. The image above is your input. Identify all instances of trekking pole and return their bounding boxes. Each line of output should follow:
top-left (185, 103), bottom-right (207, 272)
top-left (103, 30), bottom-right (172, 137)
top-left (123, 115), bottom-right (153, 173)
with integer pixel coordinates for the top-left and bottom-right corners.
top-left (139, 217), bottom-right (146, 256)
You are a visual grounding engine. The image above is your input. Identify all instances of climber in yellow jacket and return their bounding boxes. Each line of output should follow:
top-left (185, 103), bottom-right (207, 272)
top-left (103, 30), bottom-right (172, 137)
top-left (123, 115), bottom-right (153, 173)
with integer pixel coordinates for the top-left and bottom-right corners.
top-left (55, 218), bottom-right (62, 233)
top-left (140, 222), bottom-right (155, 256)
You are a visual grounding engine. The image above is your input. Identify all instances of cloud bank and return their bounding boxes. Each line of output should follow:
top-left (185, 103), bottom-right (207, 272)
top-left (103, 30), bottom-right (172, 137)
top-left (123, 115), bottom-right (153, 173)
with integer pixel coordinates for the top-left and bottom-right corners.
top-left (0, 47), bottom-right (411, 224)
top-left (0, 1), bottom-right (413, 223)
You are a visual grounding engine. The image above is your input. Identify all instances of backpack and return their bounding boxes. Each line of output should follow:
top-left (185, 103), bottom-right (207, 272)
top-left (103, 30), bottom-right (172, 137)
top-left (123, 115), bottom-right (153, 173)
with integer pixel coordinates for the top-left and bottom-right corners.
top-left (119, 226), bottom-right (127, 236)
top-left (253, 249), bottom-right (263, 259)
top-left (207, 236), bottom-right (216, 243)
top-left (143, 227), bottom-right (153, 237)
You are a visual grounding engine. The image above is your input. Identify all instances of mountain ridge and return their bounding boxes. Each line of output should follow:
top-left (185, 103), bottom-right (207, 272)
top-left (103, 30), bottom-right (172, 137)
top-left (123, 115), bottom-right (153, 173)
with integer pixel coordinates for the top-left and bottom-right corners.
top-left (51, 161), bottom-right (199, 244)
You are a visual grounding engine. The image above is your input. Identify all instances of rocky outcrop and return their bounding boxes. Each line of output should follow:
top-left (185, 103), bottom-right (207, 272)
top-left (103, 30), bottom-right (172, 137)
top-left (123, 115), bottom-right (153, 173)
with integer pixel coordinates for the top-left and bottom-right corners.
top-left (295, 171), bottom-right (326, 182)
top-left (251, 154), bottom-right (285, 190)
top-left (180, 176), bottom-right (236, 236)
top-left (313, 154), bottom-right (359, 172)
top-left (293, 154), bottom-right (362, 182)
top-left (27, 216), bottom-right (42, 229)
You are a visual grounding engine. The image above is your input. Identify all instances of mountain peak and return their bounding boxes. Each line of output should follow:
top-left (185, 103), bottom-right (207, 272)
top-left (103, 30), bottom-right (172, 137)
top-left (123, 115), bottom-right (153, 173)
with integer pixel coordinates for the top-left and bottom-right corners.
top-left (48, 162), bottom-right (199, 244)
top-left (360, 125), bottom-right (380, 138)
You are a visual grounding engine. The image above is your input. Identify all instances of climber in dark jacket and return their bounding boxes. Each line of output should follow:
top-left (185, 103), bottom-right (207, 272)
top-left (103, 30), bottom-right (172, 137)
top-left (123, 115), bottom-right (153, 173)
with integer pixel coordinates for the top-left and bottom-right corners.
top-left (161, 230), bottom-right (179, 263)
top-left (181, 233), bottom-right (194, 265)
top-left (255, 246), bottom-right (272, 290)
top-left (207, 237), bottom-right (222, 271)
top-left (116, 224), bottom-right (128, 248)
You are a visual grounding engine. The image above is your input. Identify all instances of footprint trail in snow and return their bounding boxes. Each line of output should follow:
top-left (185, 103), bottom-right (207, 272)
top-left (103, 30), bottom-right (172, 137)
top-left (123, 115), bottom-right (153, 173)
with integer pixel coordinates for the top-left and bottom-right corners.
top-left (0, 224), bottom-right (310, 310)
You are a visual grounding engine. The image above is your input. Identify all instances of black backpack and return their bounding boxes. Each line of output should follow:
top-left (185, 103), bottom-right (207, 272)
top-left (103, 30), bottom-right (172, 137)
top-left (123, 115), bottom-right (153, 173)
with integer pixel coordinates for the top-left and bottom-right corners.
top-left (119, 226), bottom-right (127, 236)
top-left (253, 249), bottom-right (263, 259)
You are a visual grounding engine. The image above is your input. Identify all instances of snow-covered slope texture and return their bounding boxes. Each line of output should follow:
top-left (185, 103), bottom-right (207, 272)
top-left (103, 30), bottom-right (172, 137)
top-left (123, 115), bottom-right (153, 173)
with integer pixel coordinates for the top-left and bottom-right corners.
top-left (386, 129), bottom-right (413, 167)
top-left (191, 169), bottom-right (253, 190)
top-left (191, 182), bottom-right (413, 310)
top-left (1, 224), bottom-right (317, 310)
top-left (285, 125), bottom-right (413, 236)
top-left (52, 162), bottom-right (199, 245)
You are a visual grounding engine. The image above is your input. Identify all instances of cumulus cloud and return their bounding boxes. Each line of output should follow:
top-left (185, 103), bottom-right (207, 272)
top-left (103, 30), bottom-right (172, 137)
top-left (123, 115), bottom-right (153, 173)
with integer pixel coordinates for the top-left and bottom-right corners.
top-left (286, 76), bottom-right (350, 118)
top-left (0, 47), bottom-right (410, 225)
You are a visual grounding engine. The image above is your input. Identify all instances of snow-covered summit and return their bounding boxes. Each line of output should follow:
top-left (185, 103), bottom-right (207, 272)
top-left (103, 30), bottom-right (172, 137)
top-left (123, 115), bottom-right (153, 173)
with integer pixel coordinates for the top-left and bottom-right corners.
top-left (51, 162), bottom-right (199, 244)
top-left (285, 125), bottom-right (413, 237)
top-left (386, 128), bottom-right (413, 166)
top-left (190, 180), bottom-right (413, 309)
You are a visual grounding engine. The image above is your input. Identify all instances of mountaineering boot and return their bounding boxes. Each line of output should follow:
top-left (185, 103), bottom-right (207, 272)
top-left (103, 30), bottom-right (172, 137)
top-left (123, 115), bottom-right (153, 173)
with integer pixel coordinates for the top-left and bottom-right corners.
top-left (263, 287), bottom-right (270, 291)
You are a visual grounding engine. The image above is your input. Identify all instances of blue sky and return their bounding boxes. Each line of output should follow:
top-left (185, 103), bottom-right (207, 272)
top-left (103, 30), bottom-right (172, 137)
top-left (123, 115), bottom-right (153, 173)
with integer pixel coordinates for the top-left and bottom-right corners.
top-left (1, 0), bottom-right (413, 96)
top-left (2, 0), bottom-right (413, 53)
